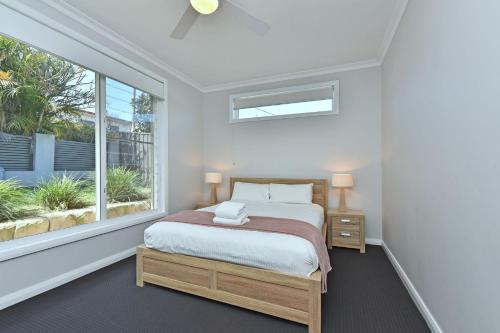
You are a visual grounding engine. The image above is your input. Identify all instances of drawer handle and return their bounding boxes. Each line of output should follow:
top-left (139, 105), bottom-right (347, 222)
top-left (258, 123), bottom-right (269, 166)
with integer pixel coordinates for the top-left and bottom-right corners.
top-left (340, 219), bottom-right (351, 223)
top-left (340, 232), bottom-right (351, 237)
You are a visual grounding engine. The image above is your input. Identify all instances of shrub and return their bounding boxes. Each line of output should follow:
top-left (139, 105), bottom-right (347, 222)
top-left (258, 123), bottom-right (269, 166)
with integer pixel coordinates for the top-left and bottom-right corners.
top-left (0, 179), bottom-right (25, 221)
top-left (107, 167), bottom-right (146, 203)
top-left (34, 175), bottom-right (87, 210)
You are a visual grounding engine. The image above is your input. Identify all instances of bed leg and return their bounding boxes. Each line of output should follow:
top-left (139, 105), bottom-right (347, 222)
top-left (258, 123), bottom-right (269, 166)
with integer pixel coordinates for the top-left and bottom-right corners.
top-left (136, 246), bottom-right (144, 287)
top-left (308, 279), bottom-right (321, 333)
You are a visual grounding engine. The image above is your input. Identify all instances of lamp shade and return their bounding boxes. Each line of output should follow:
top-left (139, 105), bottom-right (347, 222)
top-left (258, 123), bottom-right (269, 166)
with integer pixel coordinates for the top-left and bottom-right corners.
top-left (190, 0), bottom-right (219, 15)
top-left (205, 172), bottom-right (222, 184)
top-left (332, 174), bottom-right (353, 188)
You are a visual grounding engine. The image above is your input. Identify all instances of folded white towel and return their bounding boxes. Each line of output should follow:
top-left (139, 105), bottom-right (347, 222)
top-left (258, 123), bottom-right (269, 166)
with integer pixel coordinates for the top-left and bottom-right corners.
top-left (213, 212), bottom-right (249, 225)
top-left (215, 201), bottom-right (246, 219)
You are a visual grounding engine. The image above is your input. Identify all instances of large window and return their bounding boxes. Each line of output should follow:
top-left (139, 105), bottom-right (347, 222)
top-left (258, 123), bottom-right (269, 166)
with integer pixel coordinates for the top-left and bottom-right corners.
top-left (0, 34), bottom-right (161, 243)
top-left (229, 81), bottom-right (339, 123)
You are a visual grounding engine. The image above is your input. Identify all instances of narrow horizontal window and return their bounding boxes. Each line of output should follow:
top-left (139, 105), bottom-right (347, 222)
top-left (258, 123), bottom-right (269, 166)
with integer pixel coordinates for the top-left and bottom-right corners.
top-left (230, 81), bottom-right (339, 123)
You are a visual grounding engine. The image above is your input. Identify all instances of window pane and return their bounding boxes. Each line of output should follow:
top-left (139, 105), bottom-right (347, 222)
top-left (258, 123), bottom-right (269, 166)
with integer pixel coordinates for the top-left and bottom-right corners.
top-left (238, 99), bottom-right (333, 119)
top-left (106, 78), bottom-right (155, 219)
top-left (0, 34), bottom-right (97, 242)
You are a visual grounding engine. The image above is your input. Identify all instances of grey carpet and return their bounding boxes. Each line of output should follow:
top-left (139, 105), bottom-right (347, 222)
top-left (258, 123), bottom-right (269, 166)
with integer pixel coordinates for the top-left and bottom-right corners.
top-left (0, 246), bottom-right (430, 333)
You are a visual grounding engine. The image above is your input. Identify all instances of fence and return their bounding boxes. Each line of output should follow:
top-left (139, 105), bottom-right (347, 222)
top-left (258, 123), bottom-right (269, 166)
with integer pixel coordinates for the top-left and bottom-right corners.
top-left (55, 140), bottom-right (96, 171)
top-left (0, 133), bottom-right (33, 171)
top-left (0, 132), bottom-right (153, 186)
top-left (106, 132), bottom-right (154, 186)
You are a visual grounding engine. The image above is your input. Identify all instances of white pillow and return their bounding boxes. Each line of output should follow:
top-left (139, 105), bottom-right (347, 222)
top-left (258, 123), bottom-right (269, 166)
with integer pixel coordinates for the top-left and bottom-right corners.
top-left (231, 182), bottom-right (270, 202)
top-left (269, 183), bottom-right (313, 204)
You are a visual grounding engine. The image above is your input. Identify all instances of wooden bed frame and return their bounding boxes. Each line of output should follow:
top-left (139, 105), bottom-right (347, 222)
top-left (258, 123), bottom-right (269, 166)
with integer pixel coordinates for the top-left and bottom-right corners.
top-left (136, 177), bottom-right (329, 333)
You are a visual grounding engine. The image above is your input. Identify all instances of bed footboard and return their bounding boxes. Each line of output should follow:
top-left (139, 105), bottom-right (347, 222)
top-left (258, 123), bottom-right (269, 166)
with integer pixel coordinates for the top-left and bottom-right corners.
top-left (136, 245), bottom-right (321, 333)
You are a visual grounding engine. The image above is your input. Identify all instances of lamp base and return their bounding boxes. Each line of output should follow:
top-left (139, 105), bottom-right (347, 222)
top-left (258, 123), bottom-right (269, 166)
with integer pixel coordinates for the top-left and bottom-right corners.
top-left (338, 187), bottom-right (348, 212)
top-left (209, 183), bottom-right (218, 204)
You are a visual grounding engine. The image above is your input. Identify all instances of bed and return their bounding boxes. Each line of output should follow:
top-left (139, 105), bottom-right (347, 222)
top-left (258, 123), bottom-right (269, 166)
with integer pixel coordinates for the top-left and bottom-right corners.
top-left (136, 177), bottom-right (329, 333)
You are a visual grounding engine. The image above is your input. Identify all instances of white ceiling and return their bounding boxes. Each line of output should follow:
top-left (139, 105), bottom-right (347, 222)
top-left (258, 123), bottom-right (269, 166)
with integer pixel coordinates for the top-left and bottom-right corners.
top-left (56, 0), bottom-right (404, 90)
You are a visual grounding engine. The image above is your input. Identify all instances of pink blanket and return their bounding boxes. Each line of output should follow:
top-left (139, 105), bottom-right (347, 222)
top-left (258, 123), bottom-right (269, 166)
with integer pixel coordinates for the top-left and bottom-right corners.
top-left (159, 210), bottom-right (332, 293)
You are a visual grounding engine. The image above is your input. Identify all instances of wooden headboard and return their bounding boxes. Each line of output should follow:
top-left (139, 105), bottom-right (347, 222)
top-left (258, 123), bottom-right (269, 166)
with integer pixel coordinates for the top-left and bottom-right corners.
top-left (229, 177), bottom-right (329, 221)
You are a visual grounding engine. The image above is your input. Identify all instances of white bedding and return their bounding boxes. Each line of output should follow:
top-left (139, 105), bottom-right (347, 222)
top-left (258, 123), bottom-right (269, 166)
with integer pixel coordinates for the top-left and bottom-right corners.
top-left (144, 201), bottom-right (324, 277)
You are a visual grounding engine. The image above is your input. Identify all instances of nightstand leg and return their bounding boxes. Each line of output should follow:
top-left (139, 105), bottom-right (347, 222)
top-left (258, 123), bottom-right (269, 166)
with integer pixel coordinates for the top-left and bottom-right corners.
top-left (327, 219), bottom-right (332, 249)
top-left (136, 247), bottom-right (144, 287)
top-left (360, 218), bottom-right (365, 253)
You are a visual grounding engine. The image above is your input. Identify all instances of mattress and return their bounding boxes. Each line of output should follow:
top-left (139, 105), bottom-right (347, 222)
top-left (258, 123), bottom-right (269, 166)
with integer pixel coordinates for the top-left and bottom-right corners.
top-left (144, 201), bottom-right (324, 277)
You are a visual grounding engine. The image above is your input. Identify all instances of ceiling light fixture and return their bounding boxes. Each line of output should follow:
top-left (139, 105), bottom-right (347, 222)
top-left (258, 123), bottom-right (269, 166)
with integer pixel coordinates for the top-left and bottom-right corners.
top-left (190, 0), bottom-right (219, 15)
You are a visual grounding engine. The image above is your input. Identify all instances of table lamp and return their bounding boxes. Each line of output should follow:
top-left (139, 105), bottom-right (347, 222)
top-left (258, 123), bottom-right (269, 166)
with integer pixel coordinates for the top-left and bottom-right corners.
top-left (332, 173), bottom-right (353, 212)
top-left (205, 172), bottom-right (222, 204)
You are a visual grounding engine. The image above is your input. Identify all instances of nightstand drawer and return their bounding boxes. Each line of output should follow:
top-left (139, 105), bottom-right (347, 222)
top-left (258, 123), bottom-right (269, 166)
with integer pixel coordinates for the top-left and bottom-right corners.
top-left (332, 230), bottom-right (360, 245)
top-left (332, 223), bottom-right (359, 232)
top-left (332, 216), bottom-right (360, 226)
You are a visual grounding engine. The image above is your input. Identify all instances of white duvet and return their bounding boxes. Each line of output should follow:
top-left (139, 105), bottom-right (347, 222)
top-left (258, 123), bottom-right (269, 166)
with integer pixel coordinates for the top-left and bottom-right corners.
top-left (144, 201), bottom-right (324, 277)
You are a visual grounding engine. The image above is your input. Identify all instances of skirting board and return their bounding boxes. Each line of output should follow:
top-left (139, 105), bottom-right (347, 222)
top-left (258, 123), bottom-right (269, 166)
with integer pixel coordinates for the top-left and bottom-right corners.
top-left (366, 238), bottom-right (382, 245)
top-left (382, 242), bottom-right (443, 333)
top-left (0, 247), bottom-right (136, 310)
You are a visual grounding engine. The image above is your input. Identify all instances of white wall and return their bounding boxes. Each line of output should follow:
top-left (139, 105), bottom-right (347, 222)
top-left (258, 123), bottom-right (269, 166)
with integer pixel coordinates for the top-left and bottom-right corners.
top-left (0, 2), bottom-right (204, 304)
top-left (382, 0), bottom-right (500, 332)
top-left (167, 78), bottom-right (204, 212)
top-left (203, 67), bottom-right (382, 240)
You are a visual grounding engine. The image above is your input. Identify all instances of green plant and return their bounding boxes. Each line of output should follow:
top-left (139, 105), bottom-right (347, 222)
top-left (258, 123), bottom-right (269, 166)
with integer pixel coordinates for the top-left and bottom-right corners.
top-left (0, 179), bottom-right (25, 221)
top-left (0, 34), bottom-right (94, 138)
top-left (34, 175), bottom-right (87, 210)
top-left (107, 167), bottom-right (146, 203)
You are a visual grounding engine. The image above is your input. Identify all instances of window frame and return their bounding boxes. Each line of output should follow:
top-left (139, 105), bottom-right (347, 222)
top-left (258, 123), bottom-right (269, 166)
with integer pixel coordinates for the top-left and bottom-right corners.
top-left (229, 81), bottom-right (340, 123)
top-left (0, 9), bottom-right (169, 261)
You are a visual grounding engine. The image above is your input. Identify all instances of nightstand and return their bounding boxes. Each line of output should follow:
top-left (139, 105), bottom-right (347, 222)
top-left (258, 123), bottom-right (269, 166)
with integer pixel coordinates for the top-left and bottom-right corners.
top-left (327, 209), bottom-right (365, 253)
top-left (195, 202), bottom-right (219, 209)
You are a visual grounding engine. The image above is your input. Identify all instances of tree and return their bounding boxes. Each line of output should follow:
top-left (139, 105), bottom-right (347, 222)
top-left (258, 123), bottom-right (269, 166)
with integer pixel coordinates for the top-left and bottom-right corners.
top-left (0, 35), bottom-right (95, 138)
top-left (131, 92), bottom-right (153, 133)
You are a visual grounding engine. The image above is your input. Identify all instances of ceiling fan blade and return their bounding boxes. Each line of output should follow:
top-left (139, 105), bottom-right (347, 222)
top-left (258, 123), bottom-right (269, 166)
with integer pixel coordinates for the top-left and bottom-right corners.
top-left (223, 0), bottom-right (270, 35)
top-left (170, 5), bottom-right (200, 40)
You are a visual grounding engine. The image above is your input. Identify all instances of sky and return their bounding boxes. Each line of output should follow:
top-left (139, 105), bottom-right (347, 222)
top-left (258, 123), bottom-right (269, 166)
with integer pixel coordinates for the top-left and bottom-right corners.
top-left (106, 78), bottom-right (136, 122)
top-left (81, 71), bottom-right (145, 122)
top-left (238, 99), bottom-right (333, 119)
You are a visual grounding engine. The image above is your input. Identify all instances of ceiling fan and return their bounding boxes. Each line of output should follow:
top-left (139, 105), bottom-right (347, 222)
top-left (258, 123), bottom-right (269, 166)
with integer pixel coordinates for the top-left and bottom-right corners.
top-left (171, 0), bottom-right (270, 40)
